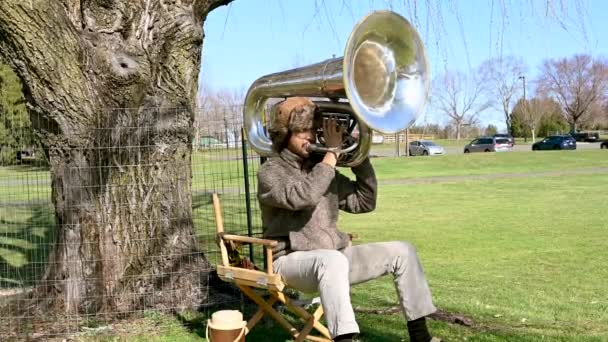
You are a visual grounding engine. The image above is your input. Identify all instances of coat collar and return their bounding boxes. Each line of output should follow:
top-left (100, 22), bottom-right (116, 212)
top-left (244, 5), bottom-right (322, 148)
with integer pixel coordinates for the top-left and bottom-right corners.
top-left (279, 149), bottom-right (304, 169)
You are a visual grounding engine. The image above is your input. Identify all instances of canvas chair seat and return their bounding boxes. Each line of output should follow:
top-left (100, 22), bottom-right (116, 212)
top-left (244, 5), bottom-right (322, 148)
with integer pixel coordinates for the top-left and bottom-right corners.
top-left (212, 193), bottom-right (332, 342)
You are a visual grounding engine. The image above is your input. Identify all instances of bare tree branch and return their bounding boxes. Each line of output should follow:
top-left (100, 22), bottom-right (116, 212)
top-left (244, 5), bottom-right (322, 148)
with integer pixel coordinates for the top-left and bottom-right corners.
top-left (432, 71), bottom-right (491, 140)
top-left (478, 56), bottom-right (527, 135)
top-left (536, 55), bottom-right (608, 130)
top-left (195, 0), bottom-right (234, 19)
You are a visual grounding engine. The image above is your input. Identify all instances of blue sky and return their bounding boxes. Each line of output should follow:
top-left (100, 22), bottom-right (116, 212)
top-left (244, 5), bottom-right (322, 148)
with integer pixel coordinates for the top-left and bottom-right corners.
top-left (200, 0), bottom-right (608, 130)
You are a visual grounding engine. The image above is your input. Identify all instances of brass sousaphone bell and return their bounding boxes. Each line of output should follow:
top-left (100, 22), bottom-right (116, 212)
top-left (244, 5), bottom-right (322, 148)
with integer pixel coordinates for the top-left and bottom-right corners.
top-left (243, 10), bottom-right (429, 166)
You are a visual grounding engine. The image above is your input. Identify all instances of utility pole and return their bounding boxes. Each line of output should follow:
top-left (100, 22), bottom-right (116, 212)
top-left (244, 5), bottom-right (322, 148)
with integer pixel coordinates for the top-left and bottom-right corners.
top-left (519, 75), bottom-right (526, 102)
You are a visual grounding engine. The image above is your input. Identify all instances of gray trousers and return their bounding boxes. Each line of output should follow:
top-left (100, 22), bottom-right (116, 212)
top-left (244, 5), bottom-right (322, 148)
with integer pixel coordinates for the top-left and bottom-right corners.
top-left (273, 241), bottom-right (437, 338)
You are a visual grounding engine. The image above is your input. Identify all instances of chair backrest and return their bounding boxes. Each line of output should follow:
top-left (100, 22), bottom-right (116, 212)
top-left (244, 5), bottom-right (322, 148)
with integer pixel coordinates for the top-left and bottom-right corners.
top-left (212, 193), bottom-right (230, 267)
top-left (211, 193), bottom-right (286, 292)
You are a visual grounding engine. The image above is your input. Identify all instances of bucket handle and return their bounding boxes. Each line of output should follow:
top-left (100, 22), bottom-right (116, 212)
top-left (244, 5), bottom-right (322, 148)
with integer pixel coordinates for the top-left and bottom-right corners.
top-left (206, 320), bottom-right (247, 342)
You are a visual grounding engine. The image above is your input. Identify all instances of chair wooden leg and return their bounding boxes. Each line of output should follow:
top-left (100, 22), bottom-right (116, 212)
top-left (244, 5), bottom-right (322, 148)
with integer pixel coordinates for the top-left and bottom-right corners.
top-left (294, 316), bottom-right (316, 342)
top-left (274, 292), bottom-right (311, 320)
top-left (305, 336), bottom-right (333, 342)
top-left (312, 305), bottom-right (331, 339)
top-left (246, 296), bottom-right (278, 332)
top-left (238, 284), bottom-right (299, 338)
top-left (274, 291), bottom-right (332, 341)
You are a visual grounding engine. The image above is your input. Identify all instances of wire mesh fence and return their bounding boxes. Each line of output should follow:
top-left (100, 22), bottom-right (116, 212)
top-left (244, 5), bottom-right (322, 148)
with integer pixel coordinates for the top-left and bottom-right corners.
top-left (0, 105), bottom-right (264, 339)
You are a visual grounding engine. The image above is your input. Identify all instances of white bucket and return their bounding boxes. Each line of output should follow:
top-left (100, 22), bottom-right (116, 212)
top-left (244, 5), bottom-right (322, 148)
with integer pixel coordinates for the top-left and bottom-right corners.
top-left (206, 310), bottom-right (247, 342)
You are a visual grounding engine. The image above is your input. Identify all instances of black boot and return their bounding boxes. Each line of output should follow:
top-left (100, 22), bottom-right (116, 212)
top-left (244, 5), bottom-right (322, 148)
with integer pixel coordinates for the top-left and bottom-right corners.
top-left (407, 317), bottom-right (432, 342)
top-left (333, 333), bottom-right (356, 342)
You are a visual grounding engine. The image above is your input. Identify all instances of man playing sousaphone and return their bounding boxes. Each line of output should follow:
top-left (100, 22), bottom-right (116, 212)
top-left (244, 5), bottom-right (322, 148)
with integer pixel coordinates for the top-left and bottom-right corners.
top-left (257, 97), bottom-right (441, 342)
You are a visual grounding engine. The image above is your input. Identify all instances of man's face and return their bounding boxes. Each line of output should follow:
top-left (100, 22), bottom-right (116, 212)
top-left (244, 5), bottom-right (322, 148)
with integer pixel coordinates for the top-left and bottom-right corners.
top-left (287, 129), bottom-right (315, 158)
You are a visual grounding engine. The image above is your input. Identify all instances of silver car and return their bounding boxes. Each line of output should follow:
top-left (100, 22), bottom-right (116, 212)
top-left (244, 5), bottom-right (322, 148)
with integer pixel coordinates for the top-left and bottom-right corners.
top-left (464, 137), bottom-right (513, 153)
top-left (409, 140), bottom-right (445, 156)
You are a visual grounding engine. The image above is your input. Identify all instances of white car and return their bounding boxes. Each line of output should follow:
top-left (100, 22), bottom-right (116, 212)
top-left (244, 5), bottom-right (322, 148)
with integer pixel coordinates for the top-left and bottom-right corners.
top-left (409, 140), bottom-right (444, 156)
top-left (371, 134), bottom-right (384, 144)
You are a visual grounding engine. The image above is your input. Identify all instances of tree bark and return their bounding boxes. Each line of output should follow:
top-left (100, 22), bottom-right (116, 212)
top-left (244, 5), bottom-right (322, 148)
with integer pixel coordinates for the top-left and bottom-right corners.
top-left (0, 0), bottom-right (232, 315)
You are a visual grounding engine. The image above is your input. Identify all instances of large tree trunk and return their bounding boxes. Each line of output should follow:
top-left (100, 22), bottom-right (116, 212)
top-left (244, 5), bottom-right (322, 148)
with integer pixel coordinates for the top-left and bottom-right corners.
top-left (504, 111), bottom-right (512, 137)
top-left (0, 0), bottom-right (232, 315)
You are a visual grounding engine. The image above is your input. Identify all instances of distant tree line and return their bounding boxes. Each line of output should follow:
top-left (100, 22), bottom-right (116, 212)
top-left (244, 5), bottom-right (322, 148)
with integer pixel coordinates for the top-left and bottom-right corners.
top-left (431, 54), bottom-right (608, 141)
top-left (4, 53), bottom-right (606, 156)
top-left (194, 84), bottom-right (245, 148)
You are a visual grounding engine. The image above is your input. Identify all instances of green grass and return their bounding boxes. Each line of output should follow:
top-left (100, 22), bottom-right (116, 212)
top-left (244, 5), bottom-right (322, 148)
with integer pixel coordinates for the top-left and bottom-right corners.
top-left (0, 165), bottom-right (52, 203)
top-left (76, 168), bottom-right (608, 341)
top-left (344, 173), bottom-right (608, 341)
top-left (0, 205), bottom-right (55, 286)
top-left (0, 150), bottom-right (257, 202)
top-left (358, 149), bottom-right (608, 180)
top-left (191, 149), bottom-right (260, 190)
top-left (2, 150), bottom-right (608, 340)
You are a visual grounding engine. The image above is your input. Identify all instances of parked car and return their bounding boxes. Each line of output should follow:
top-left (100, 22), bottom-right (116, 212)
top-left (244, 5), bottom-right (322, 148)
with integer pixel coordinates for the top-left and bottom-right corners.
top-left (531, 135), bottom-right (576, 150)
top-left (463, 137), bottom-right (513, 153)
top-left (371, 134), bottom-right (384, 144)
top-left (493, 133), bottom-right (515, 145)
top-left (569, 131), bottom-right (600, 142)
top-left (16, 150), bottom-right (37, 163)
top-left (409, 140), bottom-right (444, 156)
top-left (600, 140), bottom-right (608, 149)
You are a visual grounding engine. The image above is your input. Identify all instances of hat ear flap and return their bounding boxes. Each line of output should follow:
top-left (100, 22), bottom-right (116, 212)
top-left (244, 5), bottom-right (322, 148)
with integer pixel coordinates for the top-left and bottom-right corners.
top-left (269, 127), bottom-right (289, 153)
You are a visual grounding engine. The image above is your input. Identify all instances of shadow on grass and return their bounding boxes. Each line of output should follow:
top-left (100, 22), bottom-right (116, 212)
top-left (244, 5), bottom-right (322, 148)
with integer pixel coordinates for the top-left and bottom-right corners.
top-left (75, 308), bottom-right (608, 342)
top-left (0, 203), bottom-right (55, 288)
top-left (173, 305), bottom-right (416, 341)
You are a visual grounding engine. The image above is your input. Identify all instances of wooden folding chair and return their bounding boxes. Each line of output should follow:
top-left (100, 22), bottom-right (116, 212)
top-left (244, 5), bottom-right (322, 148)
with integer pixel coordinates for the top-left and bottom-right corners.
top-left (212, 193), bottom-right (332, 342)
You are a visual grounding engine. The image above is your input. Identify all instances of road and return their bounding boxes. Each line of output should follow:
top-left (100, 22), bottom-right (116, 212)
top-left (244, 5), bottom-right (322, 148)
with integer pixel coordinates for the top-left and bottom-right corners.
top-left (371, 141), bottom-right (603, 157)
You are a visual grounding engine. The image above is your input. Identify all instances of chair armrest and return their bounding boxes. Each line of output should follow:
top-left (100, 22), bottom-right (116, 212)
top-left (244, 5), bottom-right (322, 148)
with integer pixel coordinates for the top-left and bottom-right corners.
top-left (220, 233), bottom-right (279, 248)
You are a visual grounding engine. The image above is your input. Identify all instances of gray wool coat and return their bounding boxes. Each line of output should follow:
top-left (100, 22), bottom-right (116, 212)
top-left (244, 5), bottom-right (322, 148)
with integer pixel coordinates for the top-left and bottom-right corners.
top-left (257, 149), bottom-right (377, 255)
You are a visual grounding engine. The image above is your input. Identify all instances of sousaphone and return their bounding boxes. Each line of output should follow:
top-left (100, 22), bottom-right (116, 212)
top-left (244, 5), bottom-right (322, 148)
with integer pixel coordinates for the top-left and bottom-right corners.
top-left (243, 10), bottom-right (429, 166)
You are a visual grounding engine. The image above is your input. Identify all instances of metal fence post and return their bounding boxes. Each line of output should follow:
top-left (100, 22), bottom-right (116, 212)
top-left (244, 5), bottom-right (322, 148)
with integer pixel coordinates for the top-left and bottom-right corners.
top-left (240, 127), bottom-right (254, 263)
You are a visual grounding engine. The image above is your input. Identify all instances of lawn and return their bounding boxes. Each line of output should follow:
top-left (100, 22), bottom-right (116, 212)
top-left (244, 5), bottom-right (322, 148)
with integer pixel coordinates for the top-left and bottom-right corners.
top-left (361, 149), bottom-right (608, 180)
top-left (345, 173), bottom-right (608, 341)
top-left (1, 150), bottom-right (607, 341)
top-left (0, 165), bottom-right (52, 203)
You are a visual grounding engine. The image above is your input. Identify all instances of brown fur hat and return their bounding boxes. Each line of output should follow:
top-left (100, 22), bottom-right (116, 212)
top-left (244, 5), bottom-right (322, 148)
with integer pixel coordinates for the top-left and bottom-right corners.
top-left (268, 97), bottom-right (320, 152)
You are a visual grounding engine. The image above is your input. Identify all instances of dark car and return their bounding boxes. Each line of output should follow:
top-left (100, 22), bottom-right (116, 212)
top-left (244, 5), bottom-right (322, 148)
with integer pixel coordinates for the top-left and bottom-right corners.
top-left (15, 150), bottom-right (38, 163)
top-left (532, 135), bottom-right (576, 151)
top-left (601, 141), bottom-right (608, 149)
top-left (493, 133), bottom-right (515, 145)
top-left (569, 131), bottom-right (600, 142)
